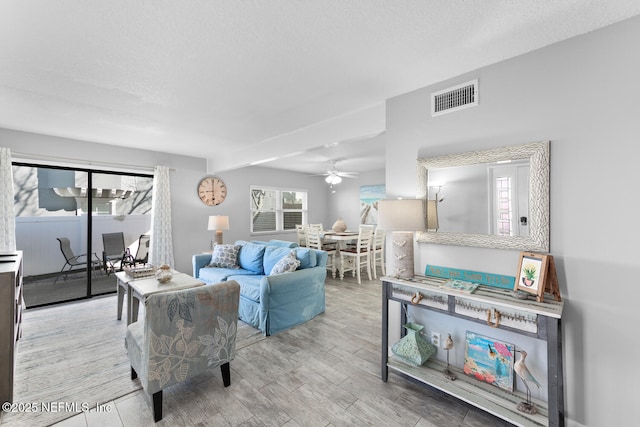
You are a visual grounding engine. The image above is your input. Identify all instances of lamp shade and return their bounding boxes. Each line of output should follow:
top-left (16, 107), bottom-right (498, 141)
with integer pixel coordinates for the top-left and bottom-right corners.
top-left (377, 199), bottom-right (426, 231)
top-left (208, 215), bottom-right (230, 231)
top-left (426, 200), bottom-right (439, 230)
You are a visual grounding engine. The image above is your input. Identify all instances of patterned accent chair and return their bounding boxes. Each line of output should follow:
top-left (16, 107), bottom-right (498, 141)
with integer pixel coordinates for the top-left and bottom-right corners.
top-left (125, 280), bottom-right (240, 422)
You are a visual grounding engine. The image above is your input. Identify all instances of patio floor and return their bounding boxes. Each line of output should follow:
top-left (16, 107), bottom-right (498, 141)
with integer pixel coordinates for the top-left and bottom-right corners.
top-left (23, 269), bottom-right (118, 308)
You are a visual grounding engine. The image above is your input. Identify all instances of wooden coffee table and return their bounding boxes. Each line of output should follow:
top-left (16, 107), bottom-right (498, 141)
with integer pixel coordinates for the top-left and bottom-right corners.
top-left (121, 272), bottom-right (205, 325)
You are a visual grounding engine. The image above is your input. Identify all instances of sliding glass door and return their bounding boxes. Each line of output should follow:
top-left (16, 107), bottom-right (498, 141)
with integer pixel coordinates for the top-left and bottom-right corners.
top-left (90, 172), bottom-right (153, 296)
top-left (13, 163), bottom-right (153, 307)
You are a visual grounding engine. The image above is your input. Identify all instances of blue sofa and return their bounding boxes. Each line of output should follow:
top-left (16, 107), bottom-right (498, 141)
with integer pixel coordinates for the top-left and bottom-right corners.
top-left (192, 240), bottom-right (327, 336)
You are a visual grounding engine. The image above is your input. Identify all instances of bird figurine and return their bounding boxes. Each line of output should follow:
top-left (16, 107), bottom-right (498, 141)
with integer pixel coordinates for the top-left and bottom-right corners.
top-left (443, 334), bottom-right (456, 380)
top-left (444, 334), bottom-right (454, 351)
top-left (514, 349), bottom-right (541, 414)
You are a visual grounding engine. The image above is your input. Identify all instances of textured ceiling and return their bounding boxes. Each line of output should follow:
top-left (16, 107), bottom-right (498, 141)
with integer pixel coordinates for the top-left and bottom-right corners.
top-left (1, 1), bottom-right (639, 174)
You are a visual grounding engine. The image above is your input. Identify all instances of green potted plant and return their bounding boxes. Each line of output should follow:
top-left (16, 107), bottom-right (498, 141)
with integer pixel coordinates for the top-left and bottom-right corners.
top-left (522, 263), bottom-right (537, 287)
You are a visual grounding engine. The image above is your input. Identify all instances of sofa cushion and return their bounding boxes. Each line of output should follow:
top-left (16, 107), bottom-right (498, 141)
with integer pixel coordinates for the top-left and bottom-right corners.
top-left (263, 246), bottom-right (292, 275)
top-left (199, 267), bottom-right (257, 284)
top-left (294, 248), bottom-right (317, 269)
top-left (270, 250), bottom-right (301, 275)
top-left (267, 239), bottom-right (298, 248)
top-left (208, 244), bottom-right (241, 269)
top-left (237, 242), bottom-right (266, 274)
top-left (228, 274), bottom-right (263, 303)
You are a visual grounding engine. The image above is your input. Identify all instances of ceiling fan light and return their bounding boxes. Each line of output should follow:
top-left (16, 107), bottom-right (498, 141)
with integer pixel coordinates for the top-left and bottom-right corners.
top-left (325, 175), bottom-right (342, 185)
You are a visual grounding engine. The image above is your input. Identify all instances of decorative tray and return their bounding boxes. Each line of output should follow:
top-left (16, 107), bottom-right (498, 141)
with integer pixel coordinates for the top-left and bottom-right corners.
top-left (124, 264), bottom-right (157, 279)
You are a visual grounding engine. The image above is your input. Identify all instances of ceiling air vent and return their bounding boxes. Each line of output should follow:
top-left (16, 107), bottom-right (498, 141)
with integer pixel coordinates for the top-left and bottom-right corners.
top-left (431, 79), bottom-right (478, 117)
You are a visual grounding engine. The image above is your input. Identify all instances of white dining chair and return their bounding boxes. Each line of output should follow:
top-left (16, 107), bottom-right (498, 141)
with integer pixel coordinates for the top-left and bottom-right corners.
top-left (309, 223), bottom-right (337, 249)
top-left (339, 224), bottom-right (374, 284)
top-left (370, 227), bottom-right (386, 279)
top-left (295, 224), bottom-right (309, 247)
top-left (305, 228), bottom-right (337, 278)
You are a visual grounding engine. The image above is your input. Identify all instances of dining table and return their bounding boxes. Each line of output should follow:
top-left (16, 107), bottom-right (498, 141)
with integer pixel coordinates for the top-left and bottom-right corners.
top-left (321, 230), bottom-right (359, 243)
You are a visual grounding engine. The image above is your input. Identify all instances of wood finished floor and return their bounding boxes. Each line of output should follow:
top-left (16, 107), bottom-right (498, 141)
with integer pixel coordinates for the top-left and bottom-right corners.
top-left (49, 273), bottom-right (511, 427)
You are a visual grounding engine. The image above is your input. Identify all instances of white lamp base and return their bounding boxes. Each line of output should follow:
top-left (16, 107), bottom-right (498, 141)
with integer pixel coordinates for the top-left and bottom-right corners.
top-left (391, 231), bottom-right (415, 279)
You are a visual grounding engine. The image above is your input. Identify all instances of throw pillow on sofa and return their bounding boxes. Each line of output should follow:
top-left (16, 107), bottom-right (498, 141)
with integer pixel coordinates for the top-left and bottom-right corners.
top-left (208, 244), bottom-right (241, 269)
top-left (270, 250), bottom-right (300, 275)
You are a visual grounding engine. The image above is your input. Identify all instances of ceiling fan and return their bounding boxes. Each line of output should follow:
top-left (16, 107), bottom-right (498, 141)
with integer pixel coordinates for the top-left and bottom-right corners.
top-left (313, 161), bottom-right (358, 185)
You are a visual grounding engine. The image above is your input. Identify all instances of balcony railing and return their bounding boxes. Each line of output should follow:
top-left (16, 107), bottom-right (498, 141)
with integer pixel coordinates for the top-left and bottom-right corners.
top-left (16, 214), bottom-right (151, 277)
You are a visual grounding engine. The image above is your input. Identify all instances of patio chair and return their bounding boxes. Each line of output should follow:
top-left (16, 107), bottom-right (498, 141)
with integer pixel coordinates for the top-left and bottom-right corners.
top-left (115, 234), bottom-right (151, 321)
top-left (133, 234), bottom-right (150, 264)
top-left (54, 237), bottom-right (102, 285)
top-left (102, 232), bottom-right (134, 275)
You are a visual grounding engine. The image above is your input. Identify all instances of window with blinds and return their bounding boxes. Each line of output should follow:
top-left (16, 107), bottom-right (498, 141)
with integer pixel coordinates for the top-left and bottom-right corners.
top-left (250, 186), bottom-right (307, 233)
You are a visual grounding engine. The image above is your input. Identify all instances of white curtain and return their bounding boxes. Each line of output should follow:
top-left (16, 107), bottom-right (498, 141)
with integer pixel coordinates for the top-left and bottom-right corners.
top-left (0, 147), bottom-right (16, 252)
top-left (149, 166), bottom-right (175, 268)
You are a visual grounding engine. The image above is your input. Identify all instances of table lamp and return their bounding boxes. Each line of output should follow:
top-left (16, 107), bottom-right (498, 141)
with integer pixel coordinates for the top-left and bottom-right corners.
top-left (208, 215), bottom-right (230, 245)
top-left (377, 199), bottom-right (426, 278)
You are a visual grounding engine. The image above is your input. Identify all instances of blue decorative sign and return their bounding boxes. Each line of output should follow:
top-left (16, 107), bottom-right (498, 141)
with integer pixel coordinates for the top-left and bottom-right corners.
top-left (424, 265), bottom-right (515, 289)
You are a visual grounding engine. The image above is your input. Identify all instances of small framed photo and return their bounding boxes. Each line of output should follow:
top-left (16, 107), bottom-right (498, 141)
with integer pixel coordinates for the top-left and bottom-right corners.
top-left (515, 251), bottom-right (549, 299)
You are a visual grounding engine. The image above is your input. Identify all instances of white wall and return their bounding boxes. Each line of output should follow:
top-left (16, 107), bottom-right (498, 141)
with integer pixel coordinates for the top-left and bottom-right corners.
top-left (385, 16), bottom-right (640, 427)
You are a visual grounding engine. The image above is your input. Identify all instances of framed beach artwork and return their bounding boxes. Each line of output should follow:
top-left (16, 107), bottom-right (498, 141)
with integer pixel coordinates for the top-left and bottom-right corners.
top-left (463, 331), bottom-right (515, 392)
top-left (514, 251), bottom-right (550, 299)
top-left (359, 185), bottom-right (385, 224)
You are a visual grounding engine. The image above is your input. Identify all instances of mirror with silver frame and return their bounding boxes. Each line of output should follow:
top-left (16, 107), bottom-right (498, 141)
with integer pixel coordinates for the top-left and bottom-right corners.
top-left (416, 140), bottom-right (549, 251)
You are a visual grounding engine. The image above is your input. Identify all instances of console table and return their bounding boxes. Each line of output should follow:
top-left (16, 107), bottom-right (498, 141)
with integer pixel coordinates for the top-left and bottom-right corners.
top-left (381, 275), bottom-right (564, 427)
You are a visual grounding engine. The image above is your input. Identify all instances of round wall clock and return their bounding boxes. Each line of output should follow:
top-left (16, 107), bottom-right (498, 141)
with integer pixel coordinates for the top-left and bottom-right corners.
top-left (197, 176), bottom-right (227, 206)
